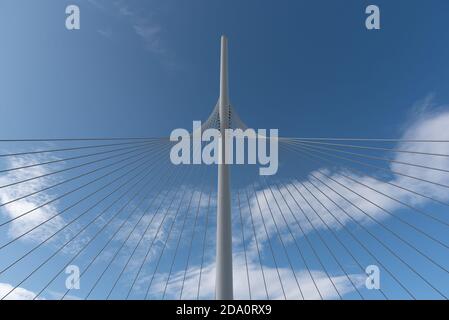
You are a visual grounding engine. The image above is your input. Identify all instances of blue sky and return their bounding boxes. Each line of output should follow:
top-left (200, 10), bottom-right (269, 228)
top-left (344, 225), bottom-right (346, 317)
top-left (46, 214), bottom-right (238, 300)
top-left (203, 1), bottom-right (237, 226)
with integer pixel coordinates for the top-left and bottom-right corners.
top-left (0, 0), bottom-right (449, 300)
top-left (1, 0), bottom-right (449, 138)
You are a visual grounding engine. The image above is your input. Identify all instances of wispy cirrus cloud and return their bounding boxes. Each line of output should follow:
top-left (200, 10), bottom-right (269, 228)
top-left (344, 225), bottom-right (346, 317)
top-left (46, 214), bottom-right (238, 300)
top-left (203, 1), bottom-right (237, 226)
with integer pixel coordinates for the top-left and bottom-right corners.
top-left (246, 101), bottom-right (449, 243)
top-left (0, 154), bottom-right (67, 243)
top-left (114, 0), bottom-right (164, 54)
top-left (117, 104), bottom-right (449, 300)
top-left (3, 98), bottom-right (449, 300)
top-left (0, 282), bottom-right (39, 300)
top-left (89, 0), bottom-right (165, 54)
top-left (145, 255), bottom-right (364, 300)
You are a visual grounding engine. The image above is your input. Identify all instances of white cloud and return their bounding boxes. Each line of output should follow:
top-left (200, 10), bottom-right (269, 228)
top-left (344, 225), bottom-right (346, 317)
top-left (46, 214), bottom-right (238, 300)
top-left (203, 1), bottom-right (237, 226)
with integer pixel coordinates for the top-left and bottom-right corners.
top-left (0, 283), bottom-right (38, 300)
top-left (147, 255), bottom-right (364, 300)
top-left (87, 0), bottom-right (164, 53)
top-left (113, 1), bottom-right (163, 53)
top-left (394, 111), bottom-right (449, 199)
top-left (258, 108), bottom-right (449, 240)
top-left (132, 23), bottom-right (163, 53)
top-left (0, 154), bottom-right (66, 243)
top-left (216, 106), bottom-right (449, 299)
top-left (97, 29), bottom-right (113, 39)
top-left (2, 100), bottom-right (448, 300)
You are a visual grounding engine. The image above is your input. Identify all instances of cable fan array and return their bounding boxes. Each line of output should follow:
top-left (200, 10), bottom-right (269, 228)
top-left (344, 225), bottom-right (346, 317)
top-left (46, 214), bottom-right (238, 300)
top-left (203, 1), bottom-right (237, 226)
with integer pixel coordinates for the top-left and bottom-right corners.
top-left (0, 137), bottom-right (448, 299)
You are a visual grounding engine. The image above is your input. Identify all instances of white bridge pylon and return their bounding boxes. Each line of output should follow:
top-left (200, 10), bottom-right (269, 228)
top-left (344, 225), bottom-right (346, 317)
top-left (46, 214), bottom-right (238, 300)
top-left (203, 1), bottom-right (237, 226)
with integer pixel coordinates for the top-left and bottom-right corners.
top-left (214, 35), bottom-right (242, 300)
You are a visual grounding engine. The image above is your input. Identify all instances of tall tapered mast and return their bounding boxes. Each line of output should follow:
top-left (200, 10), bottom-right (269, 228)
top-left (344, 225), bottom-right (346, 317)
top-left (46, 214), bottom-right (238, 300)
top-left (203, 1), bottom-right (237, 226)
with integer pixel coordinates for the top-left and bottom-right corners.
top-left (215, 35), bottom-right (233, 300)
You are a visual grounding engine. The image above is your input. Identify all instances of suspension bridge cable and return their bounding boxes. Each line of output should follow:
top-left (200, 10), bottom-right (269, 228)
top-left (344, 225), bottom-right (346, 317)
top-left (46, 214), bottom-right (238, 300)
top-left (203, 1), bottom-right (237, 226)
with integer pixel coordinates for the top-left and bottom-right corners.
top-left (283, 138), bottom-right (449, 158)
top-left (268, 179), bottom-right (349, 300)
top-left (179, 168), bottom-right (212, 299)
top-left (267, 182), bottom-right (325, 298)
top-left (281, 143), bottom-right (449, 227)
top-left (0, 144), bottom-right (169, 262)
top-left (258, 178), bottom-right (305, 299)
top-left (33, 147), bottom-right (173, 299)
top-left (61, 152), bottom-right (176, 300)
top-left (0, 141), bottom-right (160, 189)
top-left (0, 137), bottom-right (167, 142)
top-left (143, 168), bottom-right (200, 300)
top-left (0, 143), bottom-right (164, 215)
top-left (282, 141), bottom-right (449, 190)
top-left (236, 191), bottom-right (252, 300)
top-left (0, 146), bottom-right (156, 234)
top-left (295, 179), bottom-right (369, 299)
top-left (0, 145), bottom-right (171, 277)
top-left (162, 167), bottom-right (207, 300)
top-left (280, 142), bottom-right (449, 209)
top-left (337, 172), bottom-right (449, 227)
top-left (318, 168), bottom-right (449, 275)
top-left (304, 176), bottom-right (405, 299)
top-left (0, 152), bottom-right (162, 300)
top-left (196, 180), bottom-right (213, 300)
top-left (0, 142), bottom-right (169, 209)
top-left (32, 159), bottom-right (163, 300)
top-left (273, 179), bottom-right (343, 299)
top-left (284, 143), bottom-right (449, 273)
top-left (0, 152), bottom-right (155, 256)
top-left (284, 143), bottom-right (449, 251)
top-left (250, 184), bottom-right (287, 300)
top-left (107, 166), bottom-right (195, 300)
top-left (284, 179), bottom-right (362, 299)
top-left (0, 140), bottom-right (162, 158)
top-left (131, 166), bottom-right (194, 299)
top-left (281, 144), bottom-right (448, 298)
top-left (281, 138), bottom-right (449, 143)
top-left (0, 140), bottom-right (162, 174)
top-left (85, 163), bottom-right (187, 299)
top-left (286, 140), bottom-right (449, 174)
top-left (243, 188), bottom-right (270, 300)
top-left (106, 166), bottom-right (192, 300)
top-left (270, 181), bottom-right (330, 300)
top-left (302, 172), bottom-right (435, 299)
